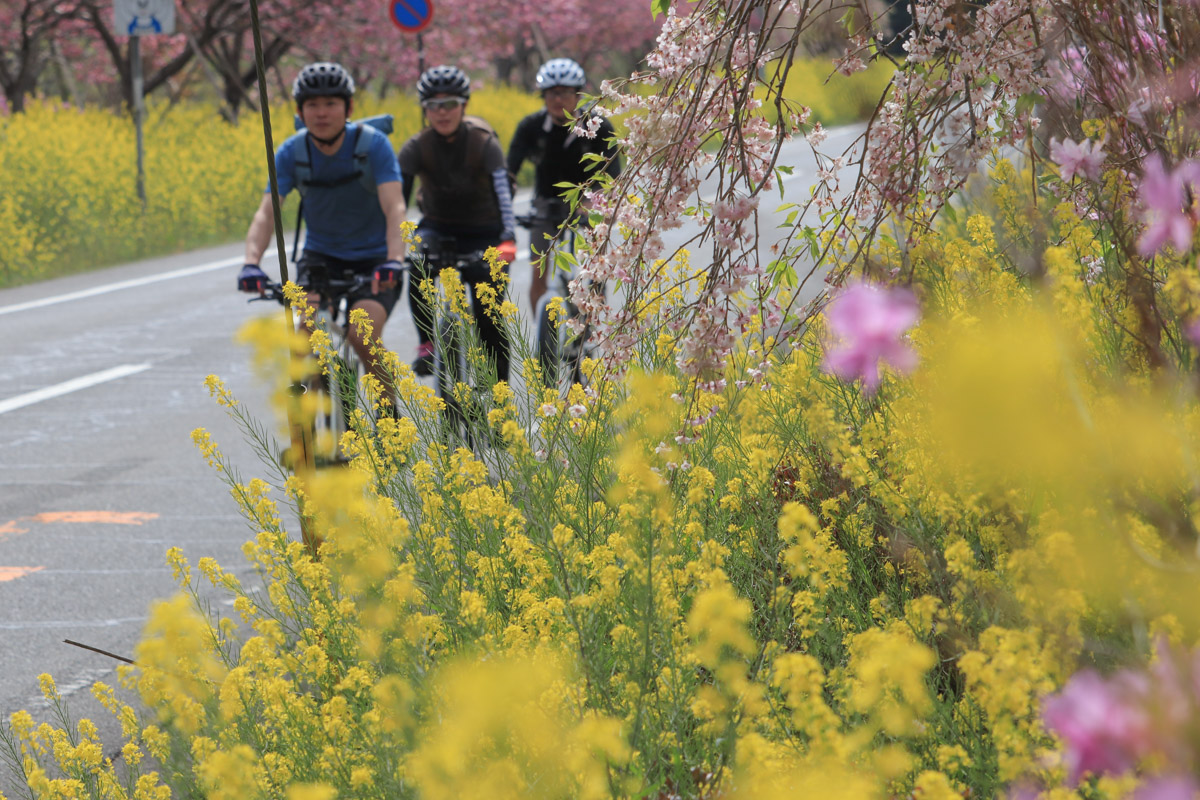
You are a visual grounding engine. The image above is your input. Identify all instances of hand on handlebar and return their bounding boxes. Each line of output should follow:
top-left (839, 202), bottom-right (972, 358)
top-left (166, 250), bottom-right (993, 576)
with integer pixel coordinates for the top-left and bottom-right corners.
top-left (238, 263), bottom-right (268, 294)
top-left (373, 259), bottom-right (404, 294)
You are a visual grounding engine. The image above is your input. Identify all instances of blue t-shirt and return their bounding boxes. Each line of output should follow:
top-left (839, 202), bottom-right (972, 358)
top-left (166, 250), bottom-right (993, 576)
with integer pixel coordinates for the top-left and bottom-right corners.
top-left (268, 122), bottom-right (402, 261)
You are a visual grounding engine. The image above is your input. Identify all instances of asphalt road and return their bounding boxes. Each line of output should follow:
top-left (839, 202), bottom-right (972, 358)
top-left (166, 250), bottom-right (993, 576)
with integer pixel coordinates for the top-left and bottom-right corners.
top-left (0, 124), bottom-right (861, 783)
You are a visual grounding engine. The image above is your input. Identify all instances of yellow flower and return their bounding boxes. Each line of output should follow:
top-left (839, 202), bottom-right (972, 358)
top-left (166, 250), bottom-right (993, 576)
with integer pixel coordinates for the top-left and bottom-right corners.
top-left (290, 782), bottom-right (343, 800)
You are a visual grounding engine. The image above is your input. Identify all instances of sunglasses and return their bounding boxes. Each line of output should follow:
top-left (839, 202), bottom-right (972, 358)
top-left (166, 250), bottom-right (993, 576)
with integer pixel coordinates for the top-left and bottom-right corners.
top-left (543, 87), bottom-right (579, 99)
top-left (422, 97), bottom-right (466, 111)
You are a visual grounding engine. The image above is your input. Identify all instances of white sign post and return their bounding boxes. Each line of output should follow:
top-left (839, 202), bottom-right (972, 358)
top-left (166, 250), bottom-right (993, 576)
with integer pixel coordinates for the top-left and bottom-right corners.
top-left (114, 0), bottom-right (175, 36)
top-left (113, 0), bottom-right (176, 210)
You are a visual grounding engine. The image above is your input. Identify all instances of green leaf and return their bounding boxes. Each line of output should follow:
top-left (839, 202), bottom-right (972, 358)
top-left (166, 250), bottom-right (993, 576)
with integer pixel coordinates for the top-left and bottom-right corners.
top-left (802, 226), bottom-right (820, 260)
top-left (840, 8), bottom-right (856, 35)
top-left (768, 258), bottom-right (798, 289)
top-left (554, 249), bottom-right (577, 274)
top-left (651, 0), bottom-right (670, 19)
top-left (1015, 92), bottom-right (1044, 115)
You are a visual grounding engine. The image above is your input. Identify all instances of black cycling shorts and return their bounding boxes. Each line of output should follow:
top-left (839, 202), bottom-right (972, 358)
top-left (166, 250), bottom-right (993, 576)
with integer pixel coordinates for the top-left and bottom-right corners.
top-left (295, 251), bottom-right (400, 317)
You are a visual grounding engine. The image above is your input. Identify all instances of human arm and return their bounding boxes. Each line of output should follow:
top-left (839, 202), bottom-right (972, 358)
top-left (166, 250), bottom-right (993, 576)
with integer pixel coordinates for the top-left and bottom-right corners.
top-left (244, 193), bottom-right (276, 266)
top-left (397, 134), bottom-right (420, 210)
top-left (491, 168), bottom-right (516, 248)
top-left (379, 181), bottom-right (408, 263)
top-left (373, 180), bottom-right (408, 292)
top-left (401, 174), bottom-right (415, 207)
top-left (597, 116), bottom-right (622, 179)
top-left (506, 116), bottom-right (533, 185)
top-left (242, 140), bottom-right (296, 271)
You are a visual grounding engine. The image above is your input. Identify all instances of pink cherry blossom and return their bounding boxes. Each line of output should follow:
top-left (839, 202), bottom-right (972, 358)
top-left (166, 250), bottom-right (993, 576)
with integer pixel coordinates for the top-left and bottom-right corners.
top-left (1041, 670), bottom-right (1154, 785)
top-left (821, 281), bottom-right (919, 394)
top-left (1049, 137), bottom-right (1107, 183)
top-left (1137, 153), bottom-right (1199, 257)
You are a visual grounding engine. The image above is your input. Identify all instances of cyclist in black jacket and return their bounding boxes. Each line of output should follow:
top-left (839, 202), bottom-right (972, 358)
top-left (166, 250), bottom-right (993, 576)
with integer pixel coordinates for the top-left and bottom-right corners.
top-left (506, 58), bottom-right (620, 310)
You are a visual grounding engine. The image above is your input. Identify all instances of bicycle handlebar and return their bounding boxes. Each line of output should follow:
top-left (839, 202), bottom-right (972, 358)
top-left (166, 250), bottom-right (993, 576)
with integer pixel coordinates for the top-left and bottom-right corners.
top-left (407, 249), bottom-right (490, 270)
top-left (247, 272), bottom-right (381, 307)
top-left (516, 212), bottom-right (581, 229)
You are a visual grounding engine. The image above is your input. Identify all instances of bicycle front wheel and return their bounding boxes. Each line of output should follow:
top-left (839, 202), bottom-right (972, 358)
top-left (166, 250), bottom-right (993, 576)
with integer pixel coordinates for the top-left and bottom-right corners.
top-left (433, 312), bottom-right (469, 440)
top-left (535, 296), bottom-right (564, 390)
top-left (325, 339), bottom-right (362, 464)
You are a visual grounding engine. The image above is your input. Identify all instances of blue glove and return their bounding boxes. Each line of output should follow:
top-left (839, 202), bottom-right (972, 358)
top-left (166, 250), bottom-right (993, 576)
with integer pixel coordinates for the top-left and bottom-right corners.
top-left (374, 259), bottom-right (404, 287)
top-left (237, 263), bottom-right (267, 293)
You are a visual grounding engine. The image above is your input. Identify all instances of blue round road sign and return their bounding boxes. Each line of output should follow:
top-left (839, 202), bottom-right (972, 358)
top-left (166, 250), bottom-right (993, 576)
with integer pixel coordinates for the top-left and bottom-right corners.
top-left (390, 0), bottom-right (433, 32)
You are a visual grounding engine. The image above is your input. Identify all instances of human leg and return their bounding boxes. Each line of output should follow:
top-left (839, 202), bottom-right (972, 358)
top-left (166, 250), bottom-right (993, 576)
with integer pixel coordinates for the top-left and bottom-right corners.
top-left (405, 252), bottom-right (437, 375)
top-left (529, 197), bottom-right (567, 310)
top-left (464, 269), bottom-right (512, 385)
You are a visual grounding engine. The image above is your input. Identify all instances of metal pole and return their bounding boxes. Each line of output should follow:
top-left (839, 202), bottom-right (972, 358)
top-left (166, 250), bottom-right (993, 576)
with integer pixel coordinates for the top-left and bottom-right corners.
top-left (246, 0), bottom-right (319, 555)
top-left (417, 32), bottom-right (426, 74)
top-left (131, 36), bottom-right (147, 210)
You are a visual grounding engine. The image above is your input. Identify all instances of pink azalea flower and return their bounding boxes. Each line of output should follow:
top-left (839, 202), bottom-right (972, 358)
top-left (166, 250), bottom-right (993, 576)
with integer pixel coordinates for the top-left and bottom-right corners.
top-left (1049, 137), bottom-right (1107, 182)
top-left (822, 281), bottom-right (919, 394)
top-left (1137, 153), bottom-right (1198, 257)
top-left (1042, 670), bottom-right (1154, 785)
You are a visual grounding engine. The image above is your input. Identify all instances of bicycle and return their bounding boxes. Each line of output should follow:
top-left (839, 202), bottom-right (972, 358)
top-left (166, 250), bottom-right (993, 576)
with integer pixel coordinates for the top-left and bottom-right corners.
top-left (407, 236), bottom-right (501, 445)
top-left (250, 272), bottom-right (378, 467)
top-left (516, 202), bottom-right (596, 391)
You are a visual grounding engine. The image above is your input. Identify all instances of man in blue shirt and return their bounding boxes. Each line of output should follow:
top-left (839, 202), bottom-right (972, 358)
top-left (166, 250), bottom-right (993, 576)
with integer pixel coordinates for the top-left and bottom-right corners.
top-left (239, 62), bottom-right (407, 393)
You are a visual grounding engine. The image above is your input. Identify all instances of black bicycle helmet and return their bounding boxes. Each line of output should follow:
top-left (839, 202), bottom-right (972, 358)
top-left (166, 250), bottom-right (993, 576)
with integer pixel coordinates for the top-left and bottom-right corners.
top-left (292, 62), bottom-right (356, 103)
top-left (417, 65), bottom-right (471, 101)
top-left (536, 58), bottom-right (586, 91)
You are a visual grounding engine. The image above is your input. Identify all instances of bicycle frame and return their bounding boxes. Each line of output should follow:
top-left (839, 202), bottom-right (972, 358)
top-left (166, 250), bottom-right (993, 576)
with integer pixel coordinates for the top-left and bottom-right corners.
top-left (252, 275), bottom-right (371, 465)
top-left (517, 205), bottom-right (595, 390)
top-left (408, 240), bottom-right (492, 444)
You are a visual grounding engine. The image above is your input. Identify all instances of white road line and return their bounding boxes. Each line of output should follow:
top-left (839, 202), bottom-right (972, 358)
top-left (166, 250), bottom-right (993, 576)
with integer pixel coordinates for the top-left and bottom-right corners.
top-left (23, 667), bottom-right (115, 709)
top-left (0, 363), bottom-right (151, 415)
top-left (0, 617), bottom-right (145, 630)
top-left (0, 250), bottom-right (276, 317)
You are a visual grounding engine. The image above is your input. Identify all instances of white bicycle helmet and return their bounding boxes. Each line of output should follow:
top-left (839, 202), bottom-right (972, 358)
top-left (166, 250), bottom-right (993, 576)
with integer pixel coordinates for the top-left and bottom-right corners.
top-left (535, 58), bottom-right (586, 91)
top-left (417, 65), bottom-right (471, 100)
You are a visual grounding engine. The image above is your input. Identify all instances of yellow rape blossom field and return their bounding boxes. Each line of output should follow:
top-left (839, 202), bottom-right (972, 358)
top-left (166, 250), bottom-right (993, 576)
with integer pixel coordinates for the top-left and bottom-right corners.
top-left (0, 88), bottom-right (540, 288)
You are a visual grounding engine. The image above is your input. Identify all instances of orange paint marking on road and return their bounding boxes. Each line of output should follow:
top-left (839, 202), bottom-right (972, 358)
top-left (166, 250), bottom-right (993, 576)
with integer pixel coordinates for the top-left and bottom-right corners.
top-left (0, 520), bottom-right (30, 535)
top-left (0, 566), bottom-right (44, 582)
top-left (32, 511), bottom-right (159, 525)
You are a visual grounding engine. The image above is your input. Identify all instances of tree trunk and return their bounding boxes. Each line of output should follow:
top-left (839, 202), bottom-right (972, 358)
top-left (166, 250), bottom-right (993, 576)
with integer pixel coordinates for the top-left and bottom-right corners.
top-left (0, 31), bottom-right (47, 113)
top-left (49, 39), bottom-right (82, 107)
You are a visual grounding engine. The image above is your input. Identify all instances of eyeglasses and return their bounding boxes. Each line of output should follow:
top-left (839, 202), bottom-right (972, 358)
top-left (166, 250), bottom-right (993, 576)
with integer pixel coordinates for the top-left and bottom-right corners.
top-left (543, 87), bottom-right (579, 99)
top-left (421, 97), bottom-right (466, 111)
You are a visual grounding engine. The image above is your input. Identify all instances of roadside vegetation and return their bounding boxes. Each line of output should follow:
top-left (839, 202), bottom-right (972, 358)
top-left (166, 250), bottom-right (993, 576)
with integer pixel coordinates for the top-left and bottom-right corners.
top-left (5, 0), bottom-right (1199, 798)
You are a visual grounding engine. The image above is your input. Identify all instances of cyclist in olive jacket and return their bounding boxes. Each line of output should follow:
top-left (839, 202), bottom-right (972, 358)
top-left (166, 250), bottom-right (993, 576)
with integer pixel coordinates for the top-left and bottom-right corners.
top-left (399, 65), bottom-right (517, 383)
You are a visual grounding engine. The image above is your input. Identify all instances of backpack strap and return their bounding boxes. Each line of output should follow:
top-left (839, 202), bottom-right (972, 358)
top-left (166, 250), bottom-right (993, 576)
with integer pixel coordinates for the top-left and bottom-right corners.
top-left (463, 115), bottom-right (497, 174)
top-left (463, 116), bottom-right (514, 194)
top-left (294, 135), bottom-right (314, 200)
top-left (352, 124), bottom-right (378, 194)
top-left (293, 123), bottom-right (385, 199)
top-left (465, 124), bottom-right (488, 176)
